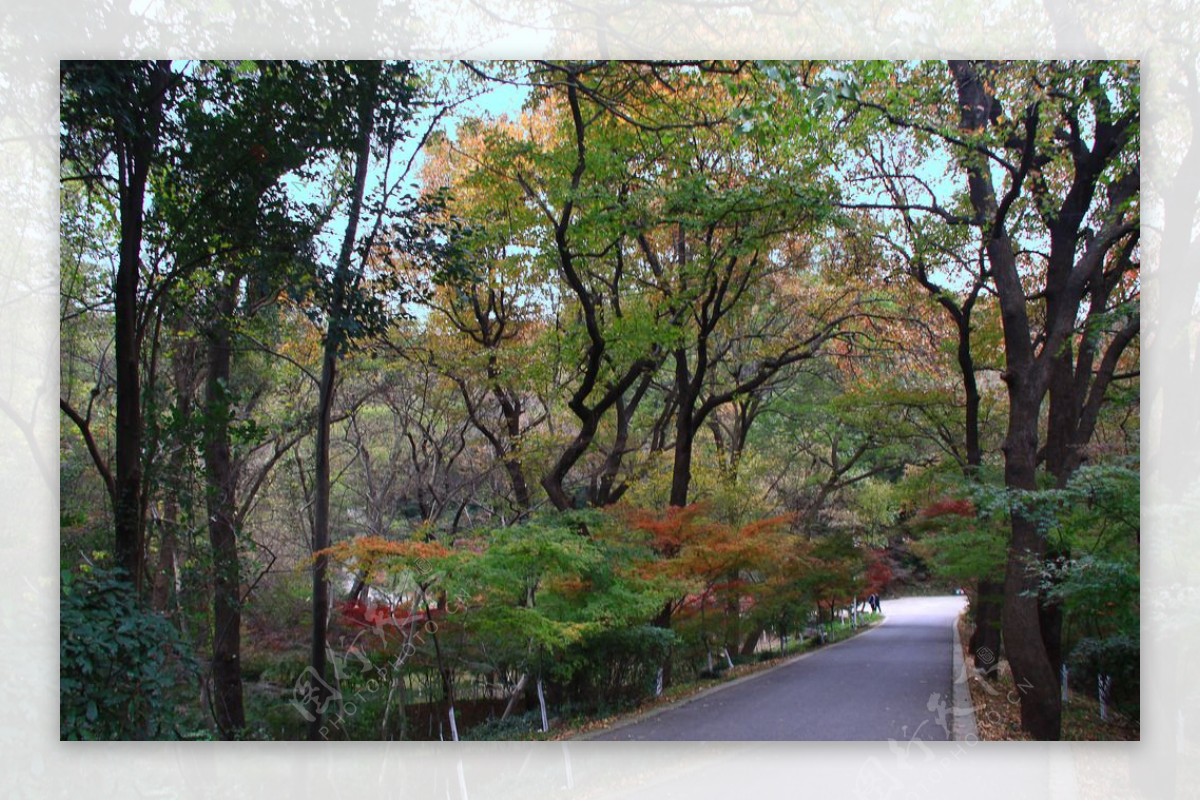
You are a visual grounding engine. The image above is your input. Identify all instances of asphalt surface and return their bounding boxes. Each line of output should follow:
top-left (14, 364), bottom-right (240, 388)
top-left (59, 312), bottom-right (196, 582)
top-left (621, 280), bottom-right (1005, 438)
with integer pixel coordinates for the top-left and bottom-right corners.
top-left (587, 595), bottom-right (966, 741)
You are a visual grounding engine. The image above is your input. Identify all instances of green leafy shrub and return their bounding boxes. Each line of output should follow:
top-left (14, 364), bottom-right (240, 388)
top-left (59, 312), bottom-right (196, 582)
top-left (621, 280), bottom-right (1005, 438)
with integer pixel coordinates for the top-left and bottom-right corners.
top-left (1068, 633), bottom-right (1139, 717)
top-left (60, 565), bottom-right (198, 739)
top-left (554, 625), bottom-right (675, 711)
top-left (462, 709), bottom-right (540, 741)
top-left (1041, 555), bottom-right (1138, 633)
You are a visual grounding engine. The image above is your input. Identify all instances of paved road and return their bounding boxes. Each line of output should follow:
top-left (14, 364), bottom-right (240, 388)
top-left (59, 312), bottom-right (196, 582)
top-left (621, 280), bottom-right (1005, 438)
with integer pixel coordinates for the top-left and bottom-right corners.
top-left (586, 595), bottom-right (966, 741)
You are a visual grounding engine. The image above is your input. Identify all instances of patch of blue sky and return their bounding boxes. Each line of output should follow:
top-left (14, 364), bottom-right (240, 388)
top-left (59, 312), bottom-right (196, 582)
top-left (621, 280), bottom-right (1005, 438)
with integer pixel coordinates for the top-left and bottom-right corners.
top-left (262, 63), bottom-right (531, 322)
top-left (829, 122), bottom-right (1067, 295)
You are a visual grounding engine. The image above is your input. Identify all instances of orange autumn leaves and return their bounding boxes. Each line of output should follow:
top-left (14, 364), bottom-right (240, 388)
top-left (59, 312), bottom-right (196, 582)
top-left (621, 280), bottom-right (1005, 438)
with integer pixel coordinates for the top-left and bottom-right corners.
top-left (614, 504), bottom-right (808, 621)
top-left (319, 502), bottom-right (884, 639)
top-left (618, 503), bottom-right (791, 574)
top-left (320, 535), bottom-right (453, 587)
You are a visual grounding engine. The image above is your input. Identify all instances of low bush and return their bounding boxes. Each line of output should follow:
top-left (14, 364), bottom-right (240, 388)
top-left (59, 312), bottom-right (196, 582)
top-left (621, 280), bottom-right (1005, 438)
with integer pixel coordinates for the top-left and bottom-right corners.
top-left (554, 625), bottom-right (675, 712)
top-left (1068, 633), bottom-right (1139, 717)
top-left (60, 565), bottom-right (198, 740)
top-left (463, 709), bottom-right (541, 740)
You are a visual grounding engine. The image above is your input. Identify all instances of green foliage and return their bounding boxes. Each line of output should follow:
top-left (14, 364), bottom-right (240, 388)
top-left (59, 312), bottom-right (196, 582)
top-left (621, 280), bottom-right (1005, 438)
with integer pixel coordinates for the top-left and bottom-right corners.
top-left (462, 709), bottom-right (541, 741)
top-left (908, 460), bottom-right (1139, 722)
top-left (963, 463), bottom-right (1139, 550)
top-left (1068, 633), bottom-right (1139, 717)
top-left (58, 60), bottom-right (1141, 741)
top-left (1040, 555), bottom-right (1139, 636)
top-left (1046, 463), bottom-right (1139, 557)
top-left (914, 523), bottom-right (1006, 587)
top-left (244, 571), bottom-right (313, 634)
top-left (913, 463), bottom-right (1139, 590)
top-left (850, 478), bottom-right (901, 542)
top-left (796, 532), bottom-right (866, 606)
top-left (60, 565), bottom-right (198, 740)
top-left (806, 64), bottom-right (863, 115)
top-left (457, 511), bottom-right (670, 673)
top-left (909, 494), bottom-right (1007, 588)
top-left (552, 625), bottom-right (676, 713)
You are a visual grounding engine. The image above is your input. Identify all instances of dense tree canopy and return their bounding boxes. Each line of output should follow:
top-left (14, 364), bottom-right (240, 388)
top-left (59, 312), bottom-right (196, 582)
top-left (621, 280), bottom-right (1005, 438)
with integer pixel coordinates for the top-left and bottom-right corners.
top-left (60, 59), bottom-right (1139, 741)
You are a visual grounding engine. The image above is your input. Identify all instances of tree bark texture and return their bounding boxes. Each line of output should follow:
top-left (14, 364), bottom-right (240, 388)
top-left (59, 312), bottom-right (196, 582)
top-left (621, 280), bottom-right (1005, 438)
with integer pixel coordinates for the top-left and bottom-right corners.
top-left (204, 278), bottom-right (246, 737)
top-left (308, 63), bottom-right (380, 738)
top-left (112, 61), bottom-right (175, 595)
top-left (948, 60), bottom-right (1062, 737)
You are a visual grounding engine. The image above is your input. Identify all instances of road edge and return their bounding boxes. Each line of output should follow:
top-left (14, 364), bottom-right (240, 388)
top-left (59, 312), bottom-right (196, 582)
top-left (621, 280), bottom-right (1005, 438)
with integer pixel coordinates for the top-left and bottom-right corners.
top-left (951, 607), bottom-right (979, 741)
top-left (573, 618), bottom-right (886, 741)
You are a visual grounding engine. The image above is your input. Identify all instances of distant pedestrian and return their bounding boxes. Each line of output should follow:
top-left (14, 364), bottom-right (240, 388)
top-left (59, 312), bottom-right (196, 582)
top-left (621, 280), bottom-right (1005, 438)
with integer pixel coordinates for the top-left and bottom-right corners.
top-left (868, 593), bottom-right (881, 613)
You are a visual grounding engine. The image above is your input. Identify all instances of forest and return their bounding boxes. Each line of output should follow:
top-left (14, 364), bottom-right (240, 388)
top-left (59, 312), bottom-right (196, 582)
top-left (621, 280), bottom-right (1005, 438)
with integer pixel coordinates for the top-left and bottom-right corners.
top-left (59, 60), bottom-right (1139, 742)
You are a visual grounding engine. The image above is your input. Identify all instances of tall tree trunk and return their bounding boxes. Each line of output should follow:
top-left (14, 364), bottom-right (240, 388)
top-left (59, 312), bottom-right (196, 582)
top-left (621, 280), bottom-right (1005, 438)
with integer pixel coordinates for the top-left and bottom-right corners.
top-left (999, 398), bottom-right (1062, 740)
top-left (1037, 354), bottom-right (1072, 679)
top-left (669, 345), bottom-right (701, 508)
top-left (153, 332), bottom-right (199, 615)
top-left (663, 345), bottom-right (700, 690)
top-left (969, 579), bottom-right (1004, 679)
top-left (112, 61), bottom-right (174, 595)
top-left (904, 196), bottom-right (999, 676)
top-left (204, 277), bottom-right (246, 737)
top-left (958, 320), bottom-right (1003, 676)
top-left (950, 61), bottom-right (1075, 738)
top-left (669, 422), bottom-right (697, 508)
top-left (307, 64), bottom-right (379, 738)
top-left (151, 515), bottom-right (179, 614)
top-left (492, 384), bottom-right (533, 512)
top-left (1044, 347), bottom-right (1080, 483)
top-left (957, 316), bottom-right (983, 472)
top-left (307, 343), bottom-right (337, 738)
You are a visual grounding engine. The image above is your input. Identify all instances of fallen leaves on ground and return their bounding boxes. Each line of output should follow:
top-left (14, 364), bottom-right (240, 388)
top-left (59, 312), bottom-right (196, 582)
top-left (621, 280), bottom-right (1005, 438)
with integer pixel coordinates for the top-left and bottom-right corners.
top-left (958, 614), bottom-right (1138, 742)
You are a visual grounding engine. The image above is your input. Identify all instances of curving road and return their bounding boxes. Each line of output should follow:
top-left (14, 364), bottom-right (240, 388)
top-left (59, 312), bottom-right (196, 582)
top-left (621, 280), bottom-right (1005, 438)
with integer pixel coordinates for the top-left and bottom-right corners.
top-left (585, 595), bottom-right (967, 741)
